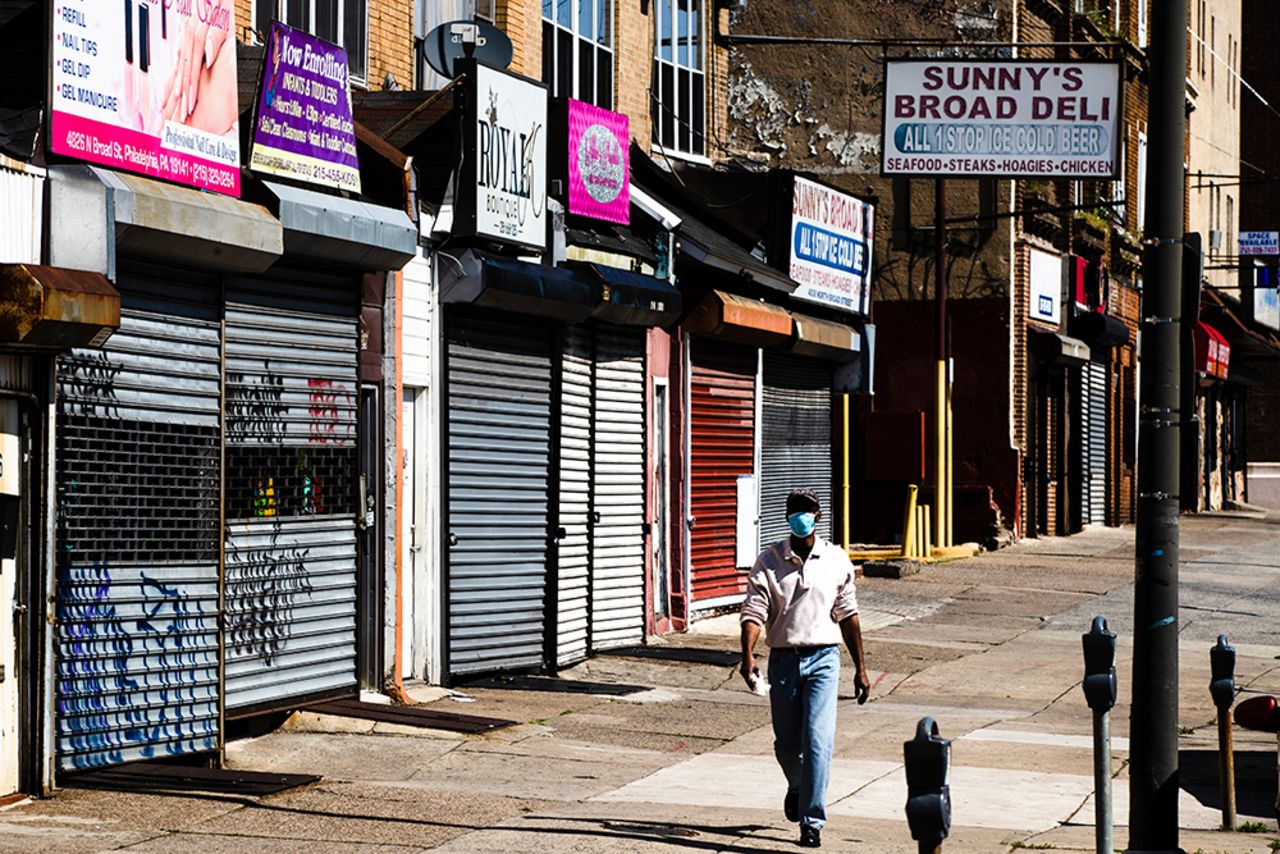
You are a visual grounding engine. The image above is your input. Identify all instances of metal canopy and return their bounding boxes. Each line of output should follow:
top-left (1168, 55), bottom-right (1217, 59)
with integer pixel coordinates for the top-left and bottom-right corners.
top-left (684, 289), bottom-right (794, 348)
top-left (261, 182), bottom-right (417, 271)
top-left (789, 311), bottom-right (861, 362)
top-left (439, 249), bottom-right (595, 323)
top-left (0, 264), bottom-right (120, 349)
top-left (574, 263), bottom-right (682, 327)
top-left (1031, 330), bottom-right (1091, 366)
top-left (47, 165), bottom-right (282, 278)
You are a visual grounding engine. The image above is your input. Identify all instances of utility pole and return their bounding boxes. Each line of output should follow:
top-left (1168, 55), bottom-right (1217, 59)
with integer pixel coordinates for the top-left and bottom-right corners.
top-left (1128, 1), bottom-right (1187, 851)
top-left (934, 178), bottom-right (950, 551)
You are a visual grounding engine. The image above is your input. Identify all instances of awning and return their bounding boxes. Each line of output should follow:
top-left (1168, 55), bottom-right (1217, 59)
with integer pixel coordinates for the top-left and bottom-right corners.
top-left (1070, 311), bottom-right (1130, 348)
top-left (1194, 321), bottom-right (1230, 380)
top-left (0, 264), bottom-right (120, 349)
top-left (261, 182), bottom-right (416, 270)
top-left (631, 177), bottom-right (796, 295)
top-left (1031, 330), bottom-right (1090, 366)
top-left (439, 249), bottom-right (595, 323)
top-left (573, 263), bottom-right (682, 327)
top-left (684, 290), bottom-right (793, 347)
top-left (47, 165), bottom-right (282, 278)
top-left (790, 312), bottom-right (861, 362)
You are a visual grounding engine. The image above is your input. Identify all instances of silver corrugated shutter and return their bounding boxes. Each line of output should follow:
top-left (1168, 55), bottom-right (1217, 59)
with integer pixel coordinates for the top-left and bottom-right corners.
top-left (590, 328), bottom-right (646, 649)
top-left (55, 274), bottom-right (221, 771)
top-left (223, 273), bottom-right (359, 711)
top-left (760, 352), bottom-right (834, 549)
top-left (556, 329), bottom-right (591, 667)
top-left (1086, 361), bottom-right (1107, 525)
top-left (446, 315), bottom-right (553, 676)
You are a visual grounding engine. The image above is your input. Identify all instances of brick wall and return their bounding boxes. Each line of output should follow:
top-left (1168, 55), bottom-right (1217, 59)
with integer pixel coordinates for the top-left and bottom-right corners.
top-left (613, 0), bottom-right (652, 153)
top-left (232, 1), bottom-right (412, 91)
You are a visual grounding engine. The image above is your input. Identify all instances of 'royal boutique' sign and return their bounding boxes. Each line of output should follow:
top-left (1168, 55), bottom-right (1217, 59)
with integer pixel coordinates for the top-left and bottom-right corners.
top-left (567, 99), bottom-right (629, 225)
top-left (459, 62), bottom-right (547, 251)
top-left (787, 177), bottom-right (874, 316)
top-left (883, 60), bottom-right (1121, 179)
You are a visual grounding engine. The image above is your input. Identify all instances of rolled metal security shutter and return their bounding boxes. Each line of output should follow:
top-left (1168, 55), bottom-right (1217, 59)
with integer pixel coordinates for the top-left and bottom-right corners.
top-left (55, 273), bottom-right (221, 771)
top-left (556, 328), bottom-right (591, 667)
top-left (446, 316), bottom-right (553, 676)
top-left (223, 273), bottom-right (360, 712)
top-left (689, 340), bottom-right (756, 603)
top-left (1087, 361), bottom-right (1107, 525)
top-left (590, 328), bottom-right (646, 649)
top-left (760, 353), bottom-right (834, 548)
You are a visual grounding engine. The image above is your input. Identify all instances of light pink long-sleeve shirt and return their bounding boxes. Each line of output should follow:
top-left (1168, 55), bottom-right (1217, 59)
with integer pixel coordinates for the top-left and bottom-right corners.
top-left (739, 537), bottom-right (860, 648)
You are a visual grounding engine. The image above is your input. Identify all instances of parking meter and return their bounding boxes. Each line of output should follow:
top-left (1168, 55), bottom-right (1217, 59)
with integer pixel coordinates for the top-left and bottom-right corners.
top-left (1081, 616), bottom-right (1117, 713)
top-left (904, 716), bottom-right (951, 846)
top-left (1209, 634), bottom-right (1236, 710)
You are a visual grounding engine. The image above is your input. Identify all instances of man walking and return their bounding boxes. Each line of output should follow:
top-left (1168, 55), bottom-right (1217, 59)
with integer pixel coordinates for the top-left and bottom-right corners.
top-left (740, 488), bottom-right (869, 848)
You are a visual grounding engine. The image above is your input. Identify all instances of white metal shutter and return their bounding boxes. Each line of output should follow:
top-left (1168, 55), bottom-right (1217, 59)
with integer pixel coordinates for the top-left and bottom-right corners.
top-left (55, 275), bottom-right (221, 771)
top-left (446, 316), bottom-right (553, 676)
top-left (760, 352), bottom-right (834, 548)
top-left (1087, 361), bottom-right (1107, 525)
top-left (222, 274), bottom-right (360, 711)
top-left (402, 248), bottom-right (433, 387)
top-left (556, 329), bottom-right (591, 667)
top-left (590, 328), bottom-right (646, 650)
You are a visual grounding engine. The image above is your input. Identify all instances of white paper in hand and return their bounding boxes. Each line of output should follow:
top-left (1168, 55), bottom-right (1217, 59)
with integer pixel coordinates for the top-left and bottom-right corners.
top-left (748, 668), bottom-right (771, 697)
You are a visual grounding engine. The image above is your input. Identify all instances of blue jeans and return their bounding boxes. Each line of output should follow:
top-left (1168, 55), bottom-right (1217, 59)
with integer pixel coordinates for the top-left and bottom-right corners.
top-left (768, 645), bottom-right (840, 830)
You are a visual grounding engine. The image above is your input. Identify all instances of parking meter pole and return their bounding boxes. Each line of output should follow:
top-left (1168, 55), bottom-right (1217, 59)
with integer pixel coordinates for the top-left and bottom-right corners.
top-left (918, 843), bottom-right (941, 854)
top-left (1093, 709), bottom-right (1113, 854)
top-left (1209, 634), bottom-right (1237, 832)
top-left (1216, 710), bottom-right (1235, 830)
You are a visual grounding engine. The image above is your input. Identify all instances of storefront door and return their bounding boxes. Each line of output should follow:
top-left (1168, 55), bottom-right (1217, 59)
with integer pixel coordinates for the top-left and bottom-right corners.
top-left (760, 352), bottom-right (834, 548)
top-left (445, 315), bottom-right (554, 677)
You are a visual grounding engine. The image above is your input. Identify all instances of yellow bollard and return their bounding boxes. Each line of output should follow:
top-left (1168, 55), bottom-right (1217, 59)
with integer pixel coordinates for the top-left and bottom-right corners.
top-left (902, 484), bottom-right (919, 559)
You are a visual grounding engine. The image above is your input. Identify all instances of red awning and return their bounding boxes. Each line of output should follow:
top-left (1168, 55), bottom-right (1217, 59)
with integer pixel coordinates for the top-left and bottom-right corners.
top-left (1194, 321), bottom-right (1231, 380)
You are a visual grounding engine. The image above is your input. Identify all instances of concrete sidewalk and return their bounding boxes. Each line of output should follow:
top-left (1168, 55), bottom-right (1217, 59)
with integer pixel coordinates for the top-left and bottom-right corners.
top-left (5, 514), bottom-right (1279, 852)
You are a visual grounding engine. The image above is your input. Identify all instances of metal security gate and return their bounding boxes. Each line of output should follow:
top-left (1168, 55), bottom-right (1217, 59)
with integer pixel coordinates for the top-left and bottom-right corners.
top-left (446, 316), bottom-right (554, 676)
top-left (556, 329), bottom-right (591, 667)
top-left (689, 340), bottom-right (756, 603)
top-left (1083, 361), bottom-right (1107, 525)
top-left (223, 273), bottom-right (360, 712)
top-left (760, 353), bottom-right (834, 548)
top-left (590, 328), bottom-right (646, 649)
top-left (55, 275), bottom-right (221, 771)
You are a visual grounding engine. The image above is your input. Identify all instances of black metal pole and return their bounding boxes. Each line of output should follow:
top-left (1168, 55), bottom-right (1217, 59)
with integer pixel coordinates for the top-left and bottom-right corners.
top-left (1128, 1), bottom-right (1187, 850)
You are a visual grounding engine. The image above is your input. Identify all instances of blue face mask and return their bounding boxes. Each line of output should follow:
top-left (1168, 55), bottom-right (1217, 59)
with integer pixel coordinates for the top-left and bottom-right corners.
top-left (787, 511), bottom-right (817, 538)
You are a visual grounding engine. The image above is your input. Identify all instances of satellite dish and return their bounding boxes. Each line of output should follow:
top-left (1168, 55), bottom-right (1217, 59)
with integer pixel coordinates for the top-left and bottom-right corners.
top-left (420, 19), bottom-right (514, 79)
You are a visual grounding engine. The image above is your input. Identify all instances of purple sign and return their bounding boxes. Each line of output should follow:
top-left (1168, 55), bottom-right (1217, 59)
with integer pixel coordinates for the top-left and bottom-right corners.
top-left (249, 22), bottom-right (360, 192)
top-left (568, 99), bottom-right (628, 225)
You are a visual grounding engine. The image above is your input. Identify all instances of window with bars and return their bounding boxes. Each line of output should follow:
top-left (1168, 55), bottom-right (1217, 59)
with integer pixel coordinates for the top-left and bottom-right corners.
top-left (255, 0), bottom-right (368, 82)
top-left (651, 0), bottom-right (704, 157)
top-left (541, 0), bottom-right (614, 109)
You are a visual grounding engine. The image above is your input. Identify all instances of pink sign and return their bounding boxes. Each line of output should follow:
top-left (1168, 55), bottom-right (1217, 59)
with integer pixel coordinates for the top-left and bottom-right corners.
top-left (567, 99), bottom-right (629, 225)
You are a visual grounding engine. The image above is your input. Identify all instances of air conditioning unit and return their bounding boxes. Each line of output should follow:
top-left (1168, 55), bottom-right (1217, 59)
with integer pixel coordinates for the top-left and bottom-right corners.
top-left (1209, 229), bottom-right (1223, 250)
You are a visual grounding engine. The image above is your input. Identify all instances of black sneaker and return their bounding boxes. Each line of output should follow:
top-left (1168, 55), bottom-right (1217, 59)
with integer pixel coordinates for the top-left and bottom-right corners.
top-left (799, 826), bottom-right (821, 848)
top-left (783, 788), bottom-right (799, 823)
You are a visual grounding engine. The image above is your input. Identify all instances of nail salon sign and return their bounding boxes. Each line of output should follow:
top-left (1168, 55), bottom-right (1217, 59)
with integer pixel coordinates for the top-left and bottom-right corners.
top-left (249, 21), bottom-right (360, 193)
top-left (51, 0), bottom-right (242, 195)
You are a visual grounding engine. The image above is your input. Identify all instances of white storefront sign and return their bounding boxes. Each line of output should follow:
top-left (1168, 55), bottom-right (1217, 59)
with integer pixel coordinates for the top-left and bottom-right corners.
top-left (1255, 268), bottom-right (1280, 330)
top-left (1239, 231), bottom-right (1279, 256)
top-left (1028, 247), bottom-right (1063, 324)
top-left (883, 60), bottom-right (1121, 178)
top-left (788, 177), bottom-right (874, 316)
top-left (465, 63), bottom-right (547, 251)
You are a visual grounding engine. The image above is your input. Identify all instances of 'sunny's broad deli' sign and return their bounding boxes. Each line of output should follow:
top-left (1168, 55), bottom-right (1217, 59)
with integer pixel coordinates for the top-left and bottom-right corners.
top-left (51, 0), bottom-right (241, 194)
top-left (883, 60), bottom-right (1121, 178)
top-left (788, 177), bottom-right (874, 316)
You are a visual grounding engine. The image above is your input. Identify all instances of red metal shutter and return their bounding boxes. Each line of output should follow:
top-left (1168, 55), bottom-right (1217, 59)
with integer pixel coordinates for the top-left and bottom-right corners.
top-left (689, 340), bottom-right (756, 602)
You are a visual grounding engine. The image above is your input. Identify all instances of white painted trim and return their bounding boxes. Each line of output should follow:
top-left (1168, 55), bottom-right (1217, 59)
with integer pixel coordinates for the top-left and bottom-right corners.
top-left (691, 593), bottom-right (747, 612)
top-left (652, 144), bottom-right (713, 168)
top-left (630, 183), bottom-right (681, 230)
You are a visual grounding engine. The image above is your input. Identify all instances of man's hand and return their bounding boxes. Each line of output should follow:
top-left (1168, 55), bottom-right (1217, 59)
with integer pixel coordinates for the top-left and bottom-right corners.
top-left (740, 620), bottom-right (762, 690)
top-left (740, 655), bottom-right (757, 689)
top-left (853, 669), bottom-right (870, 705)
